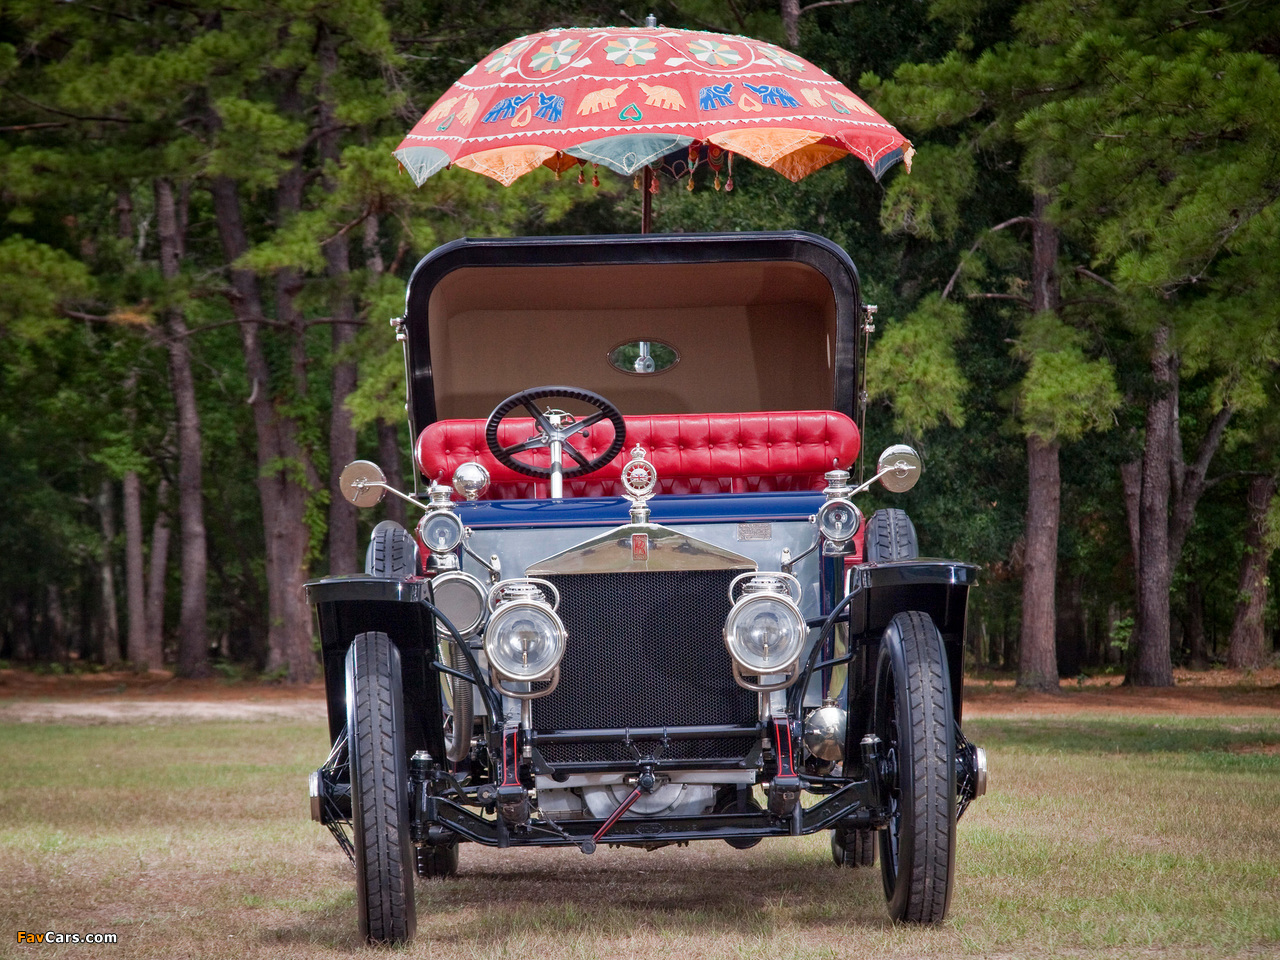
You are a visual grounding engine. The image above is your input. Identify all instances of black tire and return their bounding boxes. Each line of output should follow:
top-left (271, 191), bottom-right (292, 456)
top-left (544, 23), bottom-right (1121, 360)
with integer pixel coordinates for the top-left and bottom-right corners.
top-left (365, 520), bottom-right (419, 579)
top-left (346, 632), bottom-right (416, 944)
top-left (831, 825), bottom-right (876, 867)
top-left (873, 611), bottom-right (956, 924)
top-left (416, 841), bottom-right (459, 878)
top-left (863, 508), bottom-right (918, 563)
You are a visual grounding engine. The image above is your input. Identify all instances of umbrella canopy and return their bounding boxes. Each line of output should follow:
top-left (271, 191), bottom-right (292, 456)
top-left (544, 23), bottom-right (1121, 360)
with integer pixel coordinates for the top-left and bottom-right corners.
top-left (394, 25), bottom-right (912, 188)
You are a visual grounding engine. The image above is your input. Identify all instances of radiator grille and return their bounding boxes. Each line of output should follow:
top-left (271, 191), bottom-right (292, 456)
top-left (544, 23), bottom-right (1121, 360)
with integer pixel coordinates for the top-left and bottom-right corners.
top-left (534, 569), bottom-right (756, 765)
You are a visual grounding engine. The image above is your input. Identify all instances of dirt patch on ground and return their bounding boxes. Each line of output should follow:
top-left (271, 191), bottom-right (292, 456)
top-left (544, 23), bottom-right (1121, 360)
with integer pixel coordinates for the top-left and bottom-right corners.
top-left (0, 666), bottom-right (327, 701)
top-left (2, 666), bottom-right (1278, 722)
top-left (0, 667), bottom-right (328, 723)
top-left (963, 667), bottom-right (1280, 718)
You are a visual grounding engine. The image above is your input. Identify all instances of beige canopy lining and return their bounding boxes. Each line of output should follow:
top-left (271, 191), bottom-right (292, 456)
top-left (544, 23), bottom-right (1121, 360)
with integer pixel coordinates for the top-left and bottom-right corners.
top-left (427, 260), bottom-right (838, 420)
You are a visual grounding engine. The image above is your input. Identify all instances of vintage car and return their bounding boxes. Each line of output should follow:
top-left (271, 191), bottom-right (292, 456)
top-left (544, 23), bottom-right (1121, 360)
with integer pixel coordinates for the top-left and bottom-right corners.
top-left (305, 231), bottom-right (986, 943)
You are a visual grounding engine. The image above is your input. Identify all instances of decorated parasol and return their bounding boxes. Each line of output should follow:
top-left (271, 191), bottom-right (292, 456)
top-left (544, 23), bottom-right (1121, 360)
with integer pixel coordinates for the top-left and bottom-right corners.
top-left (394, 18), bottom-right (912, 229)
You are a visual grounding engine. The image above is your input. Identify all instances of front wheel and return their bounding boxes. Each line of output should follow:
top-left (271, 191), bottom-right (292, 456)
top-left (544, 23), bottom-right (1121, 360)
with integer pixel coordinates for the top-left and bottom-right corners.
top-left (346, 632), bottom-right (416, 943)
top-left (873, 611), bottom-right (956, 923)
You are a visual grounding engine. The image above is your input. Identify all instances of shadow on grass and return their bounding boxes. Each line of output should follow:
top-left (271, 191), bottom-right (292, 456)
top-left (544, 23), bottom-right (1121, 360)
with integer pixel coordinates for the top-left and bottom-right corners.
top-left (262, 844), bottom-right (892, 952)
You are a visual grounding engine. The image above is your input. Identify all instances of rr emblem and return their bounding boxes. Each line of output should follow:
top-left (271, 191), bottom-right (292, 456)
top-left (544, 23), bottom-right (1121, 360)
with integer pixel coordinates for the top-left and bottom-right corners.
top-left (631, 533), bottom-right (649, 562)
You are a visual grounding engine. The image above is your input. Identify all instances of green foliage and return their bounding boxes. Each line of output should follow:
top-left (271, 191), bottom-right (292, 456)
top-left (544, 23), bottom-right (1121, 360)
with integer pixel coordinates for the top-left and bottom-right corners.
top-left (879, 143), bottom-right (976, 241)
top-left (0, 0), bottom-right (1274, 674)
top-left (866, 294), bottom-right (969, 436)
top-left (0, 236), bottom-right (90, 340)
top-left (1013, 312), bottom-right (1121, 442)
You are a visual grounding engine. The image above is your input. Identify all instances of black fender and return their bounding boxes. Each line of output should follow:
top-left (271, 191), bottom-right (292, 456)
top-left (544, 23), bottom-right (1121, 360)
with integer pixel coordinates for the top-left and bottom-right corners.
top-left (842, 560), bottom-right (977, 759)
top-left (306, 575), bottom-right (446, 760)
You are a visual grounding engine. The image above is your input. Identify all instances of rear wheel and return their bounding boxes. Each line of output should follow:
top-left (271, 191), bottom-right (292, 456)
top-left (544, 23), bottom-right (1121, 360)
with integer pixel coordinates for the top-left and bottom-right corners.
top-left (873, 611), bottom-right (956, 923)
top-left (346, 632), bottom-right (416, 944)
top-left (365, 520), bottom-right (419, 578)
top-left (864, 508), bottom-right (918, 562)
top-left (416, 841), bottom-right (459, 878)
top-left (831, 824), bottom-right (876, 867)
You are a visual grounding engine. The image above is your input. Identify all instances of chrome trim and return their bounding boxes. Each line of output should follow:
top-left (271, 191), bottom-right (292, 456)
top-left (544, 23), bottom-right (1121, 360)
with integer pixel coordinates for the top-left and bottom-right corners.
top-left (487, 577), bottom-right (560, 612)
top-left (729, 570), bottom-right (802, 604)
top-left (452, 461), bottom-right (490, 501)
top-left (526, 522), bottom-right (756, 575)
top-left (308, 770), bottom-right (323, 823)
top-left (817, 498), bottom-right (861, 543)
top-left (462, 519), bottom-right (817, 611)
top-left (417, 509), bottom-right (464, 554)
top-left (723, 577), bottom-right (805, 692)
top-left (429, 570), bottom-right (487, 637)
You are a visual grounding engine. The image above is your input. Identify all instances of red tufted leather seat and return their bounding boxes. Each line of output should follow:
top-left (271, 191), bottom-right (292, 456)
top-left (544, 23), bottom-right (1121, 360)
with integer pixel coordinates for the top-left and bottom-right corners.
top-left (416, 411), bottom-right (859, 500)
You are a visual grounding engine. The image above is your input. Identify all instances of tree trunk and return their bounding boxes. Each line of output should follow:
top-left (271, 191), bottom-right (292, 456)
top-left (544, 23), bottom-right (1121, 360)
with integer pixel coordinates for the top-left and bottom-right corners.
top-left (209, 174), bottom-right (316, 682)
top-left (1121, 456), bottom-right (1142, 583)
top-left (155, 178), bottom-right (209, 678)
top-left (1016, 187), bottom-right (1062, 691)
top-left (45, 583), bottom-right (67, 666)
top-left (367, 213), bottom-right (407, 531)
top-left (1184, 578), bottom-right (1208, 668)
top-left (377, 418), bottom-right (407, 529)
top-left (96, 479), bottom-right (121, 666)
top-left (781, 0), bottom-right (801, 48)
top-left (145, 477), bottom-right (171, 670)
top-left (1055, 571), bottom-right (1084, 677)
top-left (122, 471), bottom-right (148, 667)
top-left (1129, 324), bottom-right (1175, 686)
top-left (1227, 474), bottom-right (1276, 669)
top-left (1018, 435), bottom-right (1062, 690)
top-left (318, 37), bottom-right (360, 576)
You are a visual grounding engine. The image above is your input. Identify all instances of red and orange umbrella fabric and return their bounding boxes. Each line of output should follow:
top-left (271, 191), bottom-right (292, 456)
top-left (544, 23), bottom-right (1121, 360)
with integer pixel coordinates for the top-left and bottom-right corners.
top-left (394, 25), bottom-right (912, 189)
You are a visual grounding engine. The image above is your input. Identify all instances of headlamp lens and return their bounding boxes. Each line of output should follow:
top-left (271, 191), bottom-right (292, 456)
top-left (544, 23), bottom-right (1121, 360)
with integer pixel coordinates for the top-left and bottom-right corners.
top-left (485, 604), bottom-right (565, 681)
top-left (431, 572), bottom-right (485, 637)
top-left (418, 511), bottom-right (463, 553)
top-left (818, 498), bottom-right (861, 543)
top-left (726, 596), bottom-right (803, 674)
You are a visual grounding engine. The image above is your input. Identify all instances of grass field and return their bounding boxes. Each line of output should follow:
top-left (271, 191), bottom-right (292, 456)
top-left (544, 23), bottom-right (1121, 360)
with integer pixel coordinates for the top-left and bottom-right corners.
top-left (2, 714), bottom-right (1278, 959)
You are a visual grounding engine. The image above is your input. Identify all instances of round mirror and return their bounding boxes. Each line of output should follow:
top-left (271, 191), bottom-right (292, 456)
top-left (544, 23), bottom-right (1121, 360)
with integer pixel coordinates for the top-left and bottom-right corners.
top-left (877, 444), bottom-right (922, 494)
top-left (339, 459), bottom-right (388, 507)
top-left (607, 339), bottom-right (679, 376)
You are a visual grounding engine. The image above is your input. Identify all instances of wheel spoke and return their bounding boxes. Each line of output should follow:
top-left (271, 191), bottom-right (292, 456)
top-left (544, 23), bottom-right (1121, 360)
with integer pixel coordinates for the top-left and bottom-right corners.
top-left (521, 401), bottom-right (555, 435)
top-left (575, 410), bottom-right (608, 431)
top-left (562, 442), bottom-right (592, 469)
top-left (500, 436), bottom-right (549, 456)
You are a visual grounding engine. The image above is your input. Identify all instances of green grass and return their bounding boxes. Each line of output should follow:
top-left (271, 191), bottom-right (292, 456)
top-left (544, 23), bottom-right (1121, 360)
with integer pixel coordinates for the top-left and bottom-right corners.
top-left (0, 715), bottom-right (1277, 958)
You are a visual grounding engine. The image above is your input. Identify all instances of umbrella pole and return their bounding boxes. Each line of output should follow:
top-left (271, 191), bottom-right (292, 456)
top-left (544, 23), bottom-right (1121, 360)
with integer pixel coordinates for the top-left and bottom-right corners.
top-left (642, 166), bottom-right (652, 234)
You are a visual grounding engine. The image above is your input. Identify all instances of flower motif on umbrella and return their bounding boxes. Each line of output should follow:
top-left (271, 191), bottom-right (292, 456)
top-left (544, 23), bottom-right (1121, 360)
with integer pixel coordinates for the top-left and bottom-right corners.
top-left (395, 26), bottom-right (913, 203)
top-left (486, 40), bottom-right (531, 74)
top-left (756, 45), bottom-right (805, 71)
top-left (605, 36), bottom-right (657, 67)
top-left (686, 38), bottom-right (741, 67)
top-left (530, 38), bottom-right (581, 74)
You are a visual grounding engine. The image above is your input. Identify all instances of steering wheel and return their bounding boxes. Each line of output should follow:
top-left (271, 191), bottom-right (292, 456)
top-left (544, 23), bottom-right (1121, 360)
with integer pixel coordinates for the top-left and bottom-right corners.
top-left (484, 386), bottom-right (626, 479)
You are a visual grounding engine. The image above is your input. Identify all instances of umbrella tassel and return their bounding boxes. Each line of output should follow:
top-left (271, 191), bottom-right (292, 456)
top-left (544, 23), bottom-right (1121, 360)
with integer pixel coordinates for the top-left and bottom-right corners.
top-left (725, 153), bottom-right (734, 192)
top-left (592, 164), bottom-right (600, 187)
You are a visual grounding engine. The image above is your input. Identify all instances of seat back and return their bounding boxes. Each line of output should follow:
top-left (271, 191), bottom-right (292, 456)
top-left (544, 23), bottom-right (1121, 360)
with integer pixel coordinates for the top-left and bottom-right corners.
top-left (416, 411), bottom-right (859, 500)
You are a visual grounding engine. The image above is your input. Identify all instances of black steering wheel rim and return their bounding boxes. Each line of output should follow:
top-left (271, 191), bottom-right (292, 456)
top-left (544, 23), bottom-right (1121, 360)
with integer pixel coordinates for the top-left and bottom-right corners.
top-left (484, 386), bottom-right (627, 479)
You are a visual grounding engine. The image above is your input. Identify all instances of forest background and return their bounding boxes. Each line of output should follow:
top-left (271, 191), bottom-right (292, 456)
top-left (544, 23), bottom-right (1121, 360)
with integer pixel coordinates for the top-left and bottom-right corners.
top-left (1, 0), bottom-right (1276, 689)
